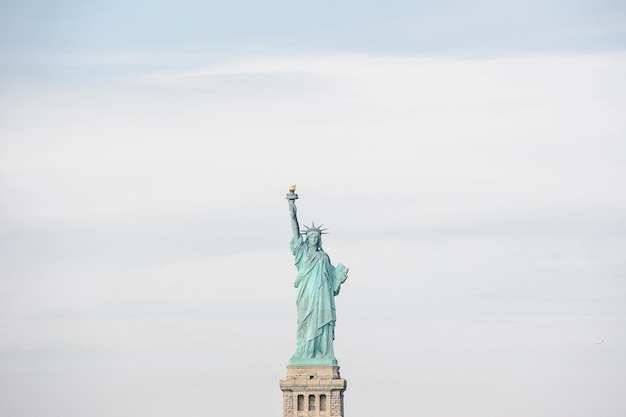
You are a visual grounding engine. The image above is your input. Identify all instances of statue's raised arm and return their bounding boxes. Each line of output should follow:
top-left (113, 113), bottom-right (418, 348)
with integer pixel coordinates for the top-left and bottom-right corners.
top-left (288, 200), bottom-right (300, 242)
top-left (286, 184), bottom-right (300, 242)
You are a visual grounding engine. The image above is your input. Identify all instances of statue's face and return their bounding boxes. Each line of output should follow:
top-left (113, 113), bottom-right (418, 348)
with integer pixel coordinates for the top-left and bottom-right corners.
top-left (307, 233), bottom-right (320, 247)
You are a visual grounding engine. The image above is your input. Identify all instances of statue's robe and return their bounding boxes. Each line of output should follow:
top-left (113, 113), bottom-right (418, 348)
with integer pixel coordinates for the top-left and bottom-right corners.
top-left (291, 235), bottom-right (348, 359)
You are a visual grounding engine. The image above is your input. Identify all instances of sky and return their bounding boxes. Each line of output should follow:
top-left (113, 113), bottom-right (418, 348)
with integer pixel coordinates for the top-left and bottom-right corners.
top-left (1, 1), bottom-right (626, 417)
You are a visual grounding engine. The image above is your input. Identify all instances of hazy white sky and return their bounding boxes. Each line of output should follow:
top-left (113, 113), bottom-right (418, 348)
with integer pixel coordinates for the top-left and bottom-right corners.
top-left (1, 2), bottom-right (625, 417)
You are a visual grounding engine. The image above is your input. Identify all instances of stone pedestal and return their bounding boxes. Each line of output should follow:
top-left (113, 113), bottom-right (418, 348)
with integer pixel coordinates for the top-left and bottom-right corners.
top-left (280, 366), bottom-right (347, 417)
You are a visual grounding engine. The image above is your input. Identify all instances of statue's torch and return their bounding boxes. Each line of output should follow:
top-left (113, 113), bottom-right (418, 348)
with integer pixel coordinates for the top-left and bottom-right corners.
top-left (286, 184), bottom-right (298, 201)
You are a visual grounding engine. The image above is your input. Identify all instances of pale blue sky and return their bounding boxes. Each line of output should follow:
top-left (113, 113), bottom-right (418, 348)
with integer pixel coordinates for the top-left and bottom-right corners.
top-left (1, 1), bottom-right (624, 51)
top-left (2, 0), bottom-right (626, 79)
top-left (1, 2), bottom-right (626, 417)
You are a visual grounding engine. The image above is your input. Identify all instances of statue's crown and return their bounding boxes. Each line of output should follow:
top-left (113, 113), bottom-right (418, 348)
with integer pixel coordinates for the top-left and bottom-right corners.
top-left (302, 221), bottom-right (329, 235)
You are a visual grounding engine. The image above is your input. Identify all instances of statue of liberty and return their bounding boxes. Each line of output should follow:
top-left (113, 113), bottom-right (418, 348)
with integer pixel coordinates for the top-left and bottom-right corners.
top-left (286, 186), bottom-right (349, 365)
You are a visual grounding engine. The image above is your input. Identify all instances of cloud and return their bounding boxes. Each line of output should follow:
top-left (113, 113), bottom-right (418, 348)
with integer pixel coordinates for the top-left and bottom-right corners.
top-left (1, 51), bottom-right (625, 417)
top-left (2, 53), bottom-right (624, 221)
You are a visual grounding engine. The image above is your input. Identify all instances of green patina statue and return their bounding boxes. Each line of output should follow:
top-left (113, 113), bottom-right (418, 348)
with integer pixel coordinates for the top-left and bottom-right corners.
top-left (286, 186), bottom-right (349, 366)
